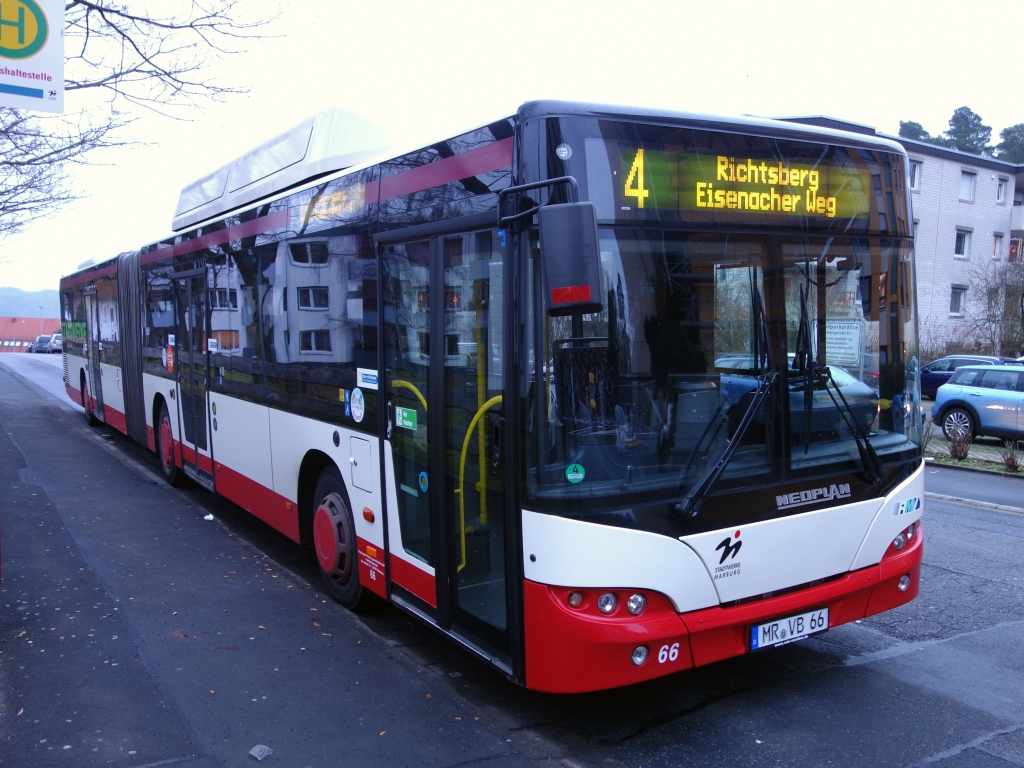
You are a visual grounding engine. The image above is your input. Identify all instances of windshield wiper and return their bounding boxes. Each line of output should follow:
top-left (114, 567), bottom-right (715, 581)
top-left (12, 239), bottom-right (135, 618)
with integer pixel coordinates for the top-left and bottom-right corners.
top-left (675, 279), bottom-right (775, 518)
top-left (674, 368), bottom-right (776, 518)
top-left (793, 284), bottom-right (883, 483)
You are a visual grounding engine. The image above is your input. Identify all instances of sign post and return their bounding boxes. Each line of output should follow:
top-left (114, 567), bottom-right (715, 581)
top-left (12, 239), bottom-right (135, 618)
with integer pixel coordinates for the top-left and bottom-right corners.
top-left (0, 0), bottom-right (63, 113)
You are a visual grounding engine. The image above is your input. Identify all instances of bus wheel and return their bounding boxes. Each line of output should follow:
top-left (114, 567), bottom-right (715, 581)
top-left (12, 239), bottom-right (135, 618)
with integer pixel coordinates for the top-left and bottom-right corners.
top-left (81, 373), bottom-right (100, 427)
top-left (312, 468), bottom-right (369, 610)
top-left (156, 402), bottom-right (182, 486)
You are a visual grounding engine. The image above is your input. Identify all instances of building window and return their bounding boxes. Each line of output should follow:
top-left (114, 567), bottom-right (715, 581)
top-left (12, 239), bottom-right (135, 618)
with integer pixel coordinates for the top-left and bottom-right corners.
top-left (208, 289), bottom-right (238, 309)
top-left (300, 329), bottom-right (331, 352)
top-left (994, 233), bottom-right (1005, 260)
top-left (950, 285), bottom-right (967, 315)
top-left (289, 242), bottom-right (330, 265)
top-left (959, 171), bottom-right (976, 202)
top-left (298, 286), bottom-right (329, 309)
top-left (909, 160), bottom-right (922, 191)
top-left (997, 177), bottom-right (1008, 204)
top-left (954, 228), bottom-right (972, 258)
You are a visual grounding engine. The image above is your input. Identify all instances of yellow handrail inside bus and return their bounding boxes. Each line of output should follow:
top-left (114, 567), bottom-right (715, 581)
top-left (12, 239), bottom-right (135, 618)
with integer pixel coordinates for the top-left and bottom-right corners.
top-left (454, 394), bottom-right (503, 572)
top-left (392, 379), bottom-right (428, 412)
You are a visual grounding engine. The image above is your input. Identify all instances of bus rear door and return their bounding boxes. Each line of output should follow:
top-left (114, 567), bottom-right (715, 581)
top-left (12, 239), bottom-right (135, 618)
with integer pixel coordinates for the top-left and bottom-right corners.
top-left (173, 270), bottom-right (215, 490)
top-left (83, 290), bottom-right (104, 423)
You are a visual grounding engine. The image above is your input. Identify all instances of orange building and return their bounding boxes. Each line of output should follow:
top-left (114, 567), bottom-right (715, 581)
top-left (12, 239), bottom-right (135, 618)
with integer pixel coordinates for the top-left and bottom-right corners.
top-left (0, 317), bottom-right (62, 352)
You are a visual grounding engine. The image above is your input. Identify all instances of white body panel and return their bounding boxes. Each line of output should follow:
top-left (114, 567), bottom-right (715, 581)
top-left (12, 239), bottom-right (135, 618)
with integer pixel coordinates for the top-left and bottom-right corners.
top-left (207, 393), bottom-right (273, 489)
top-left (98, 361), bottom-right (126, 417)
top-left (142, 371), bottom-right (178, 439)
top-left (850, 463), bottom-right (924, 569)
top-left (681, 500), bottom-right (881, 603)
top-left (523, 461), bottom-right (925, 612)
top-left (267, 408), bottom-right (384, 550)
top-left (521, 510), bottom-right (719, 614)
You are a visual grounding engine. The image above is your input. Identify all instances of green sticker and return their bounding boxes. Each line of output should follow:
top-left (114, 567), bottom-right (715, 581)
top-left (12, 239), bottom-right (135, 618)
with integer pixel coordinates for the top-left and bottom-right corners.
top-left (565, 464), bottom-right (586, 484)
top-left (396, 406), bottom-right (417, 430)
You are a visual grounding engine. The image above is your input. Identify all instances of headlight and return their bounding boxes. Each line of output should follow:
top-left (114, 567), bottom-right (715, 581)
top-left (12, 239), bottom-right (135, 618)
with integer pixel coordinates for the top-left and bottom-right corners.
top-left (567, 591), bottom-right (583, 608)
top-left (892, 532), bottom-right (907, 551)
top-left (626, 593), bottom-right (646, 615)
top-left (630, 646), bottom-right (649, 666)
top-left (597, 592), bottom-right (617, 614)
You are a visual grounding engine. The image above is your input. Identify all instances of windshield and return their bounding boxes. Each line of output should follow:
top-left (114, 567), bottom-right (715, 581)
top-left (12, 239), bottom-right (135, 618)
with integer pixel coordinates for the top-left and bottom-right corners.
top-left (523, 230), bottom-right (921, 510)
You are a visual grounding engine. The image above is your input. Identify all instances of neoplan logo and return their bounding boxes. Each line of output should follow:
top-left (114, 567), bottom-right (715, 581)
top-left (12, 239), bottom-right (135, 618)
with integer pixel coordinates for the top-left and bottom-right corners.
top-left (0, 0), bottom-right (49, 60)
top-left (715, 532), bottom-right (742, 565)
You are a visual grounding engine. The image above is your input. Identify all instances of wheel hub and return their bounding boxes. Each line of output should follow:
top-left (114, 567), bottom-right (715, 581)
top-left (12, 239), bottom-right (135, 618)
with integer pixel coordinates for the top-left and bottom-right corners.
top-left (313, 492), bottom-right (354, 584)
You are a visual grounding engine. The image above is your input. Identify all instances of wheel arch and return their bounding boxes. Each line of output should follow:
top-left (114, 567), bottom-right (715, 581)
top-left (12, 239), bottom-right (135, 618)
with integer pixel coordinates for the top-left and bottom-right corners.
top-left (938, 400), bottom-right (982, 436)
top-left (297, 450), bottom-right (351, 548)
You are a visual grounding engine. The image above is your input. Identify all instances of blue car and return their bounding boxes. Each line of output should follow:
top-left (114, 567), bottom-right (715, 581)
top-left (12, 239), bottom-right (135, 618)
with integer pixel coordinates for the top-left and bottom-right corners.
top-left (933, 364), bottom-right (1024, 439)
top-left (919, 355), bottom-right (1010, 399)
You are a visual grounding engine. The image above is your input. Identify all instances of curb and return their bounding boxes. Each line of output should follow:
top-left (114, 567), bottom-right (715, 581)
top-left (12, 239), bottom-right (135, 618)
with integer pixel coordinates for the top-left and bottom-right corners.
top-left (924, 456), bottom-right (1024, 478)
top-left (924, 491), bottom-right (1024, 516)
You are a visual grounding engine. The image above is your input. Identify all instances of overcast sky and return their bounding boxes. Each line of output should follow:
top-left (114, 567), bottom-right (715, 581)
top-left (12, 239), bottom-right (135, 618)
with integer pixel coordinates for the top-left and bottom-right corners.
top-left (3, 0), bottom-right (1022, 293)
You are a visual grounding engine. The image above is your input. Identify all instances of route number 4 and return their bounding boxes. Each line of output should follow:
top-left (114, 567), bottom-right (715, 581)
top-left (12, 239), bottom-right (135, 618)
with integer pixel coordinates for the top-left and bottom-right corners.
top-left (657, 642), bottom-right (680, 663)
top-left (624, 148), bottom-right (650, 208)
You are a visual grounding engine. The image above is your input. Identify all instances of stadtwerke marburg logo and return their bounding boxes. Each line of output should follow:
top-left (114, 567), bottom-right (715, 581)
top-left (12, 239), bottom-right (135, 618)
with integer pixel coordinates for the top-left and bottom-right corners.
top-left (0, 0), bottom-right (49, 60)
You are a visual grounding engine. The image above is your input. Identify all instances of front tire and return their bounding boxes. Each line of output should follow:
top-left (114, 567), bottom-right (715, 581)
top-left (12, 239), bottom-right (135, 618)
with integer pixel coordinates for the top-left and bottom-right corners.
top-left (155, 401), bottom-right (182, 486)
top-left (942, 407), bottom-right (975, 439)
top-left (312, 468), bottom-right (371, 610)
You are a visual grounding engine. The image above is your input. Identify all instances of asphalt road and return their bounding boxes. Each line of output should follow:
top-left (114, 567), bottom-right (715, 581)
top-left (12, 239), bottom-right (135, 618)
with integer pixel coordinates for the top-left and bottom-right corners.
top-left (1, 353), bottom-right (1022, 768)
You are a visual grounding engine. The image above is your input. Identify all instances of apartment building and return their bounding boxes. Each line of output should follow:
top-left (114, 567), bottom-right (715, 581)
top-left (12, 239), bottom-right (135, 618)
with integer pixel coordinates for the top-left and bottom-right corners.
top-left (782, 116), bottom-right (1023, 358)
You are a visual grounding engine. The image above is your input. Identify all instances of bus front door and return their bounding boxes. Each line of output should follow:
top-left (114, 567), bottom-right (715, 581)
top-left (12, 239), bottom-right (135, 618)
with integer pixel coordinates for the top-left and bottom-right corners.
top-left (173, 271), bottom-right (214, 490)
top-left (83, 291), bottom-right (104, 422)
top-left (382, 229), bottom-right (511, 666)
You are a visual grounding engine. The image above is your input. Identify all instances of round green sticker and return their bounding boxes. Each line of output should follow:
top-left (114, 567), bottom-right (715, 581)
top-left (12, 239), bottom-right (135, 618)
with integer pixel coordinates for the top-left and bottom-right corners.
top-left (565, 464), bottom-right (585, 484)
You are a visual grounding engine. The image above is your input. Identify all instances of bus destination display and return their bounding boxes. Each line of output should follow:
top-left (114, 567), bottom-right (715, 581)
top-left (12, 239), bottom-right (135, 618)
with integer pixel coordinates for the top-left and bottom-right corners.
top-left (586, 139), bottom-right (873, 226)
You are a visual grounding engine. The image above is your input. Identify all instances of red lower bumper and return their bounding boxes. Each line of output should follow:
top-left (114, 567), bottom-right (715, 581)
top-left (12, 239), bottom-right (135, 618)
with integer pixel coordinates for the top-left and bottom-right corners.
top-left (524, 527), bottom-right (923, 693)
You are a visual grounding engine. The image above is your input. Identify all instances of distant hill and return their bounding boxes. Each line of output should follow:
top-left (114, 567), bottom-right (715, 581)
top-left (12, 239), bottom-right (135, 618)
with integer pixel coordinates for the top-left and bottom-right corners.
top-left (0, 287), bottom-right (61, 319)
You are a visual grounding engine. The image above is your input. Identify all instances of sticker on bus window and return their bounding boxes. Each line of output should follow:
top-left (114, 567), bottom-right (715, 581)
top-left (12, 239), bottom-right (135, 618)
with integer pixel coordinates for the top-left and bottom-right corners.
top-left (396, 407), bottom-right (417, 430)
top-left (357, 368), bottom-right (379, 390)
top-left (351, 388), bottom-right (365, 423)
top-left (565, 464), bottom-right (586, 483)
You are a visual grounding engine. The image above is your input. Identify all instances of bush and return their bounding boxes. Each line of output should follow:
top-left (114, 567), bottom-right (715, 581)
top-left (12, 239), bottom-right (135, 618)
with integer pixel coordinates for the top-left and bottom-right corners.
top-left (946, 431), bottom-right (972, 461)
top-left (920, 416), bottom-right (936, 453)
top-left (998, 441), bottom-right (1023, 473)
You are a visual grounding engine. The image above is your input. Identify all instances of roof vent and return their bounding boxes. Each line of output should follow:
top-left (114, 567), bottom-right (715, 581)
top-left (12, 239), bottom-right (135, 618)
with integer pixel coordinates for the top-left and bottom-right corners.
top-left (172, 108), bottom-right (392, 231)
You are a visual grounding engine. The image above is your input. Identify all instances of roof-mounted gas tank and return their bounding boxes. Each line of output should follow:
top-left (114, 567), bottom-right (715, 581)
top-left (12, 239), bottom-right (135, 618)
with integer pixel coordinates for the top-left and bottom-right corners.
top-left (171, 107), bottom-right (392, 232)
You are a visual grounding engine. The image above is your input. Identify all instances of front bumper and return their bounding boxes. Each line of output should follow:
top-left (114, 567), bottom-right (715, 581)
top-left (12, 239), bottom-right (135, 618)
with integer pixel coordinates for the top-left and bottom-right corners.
top-left (523, 525), bottom-right (923, 693)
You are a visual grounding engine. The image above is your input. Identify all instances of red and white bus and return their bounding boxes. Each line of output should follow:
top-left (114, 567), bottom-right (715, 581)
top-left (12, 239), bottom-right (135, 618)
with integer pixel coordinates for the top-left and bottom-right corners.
top-left (60, 101), bottom-right (924, 693)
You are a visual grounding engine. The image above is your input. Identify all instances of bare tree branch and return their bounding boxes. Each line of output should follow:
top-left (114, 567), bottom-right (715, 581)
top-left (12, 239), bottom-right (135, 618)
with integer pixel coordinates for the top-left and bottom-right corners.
top-left (0, 1), bottom-right (273, 240)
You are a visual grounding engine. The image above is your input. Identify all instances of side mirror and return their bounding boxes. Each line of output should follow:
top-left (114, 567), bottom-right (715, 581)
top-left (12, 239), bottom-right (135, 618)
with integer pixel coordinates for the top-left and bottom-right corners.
top-left (538, 202), bottom-right (603, 317)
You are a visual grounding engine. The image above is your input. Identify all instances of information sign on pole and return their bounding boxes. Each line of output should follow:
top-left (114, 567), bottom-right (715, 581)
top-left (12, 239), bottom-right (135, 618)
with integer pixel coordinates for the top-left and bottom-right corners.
top-left (0, 0), bottom-right (63, 113)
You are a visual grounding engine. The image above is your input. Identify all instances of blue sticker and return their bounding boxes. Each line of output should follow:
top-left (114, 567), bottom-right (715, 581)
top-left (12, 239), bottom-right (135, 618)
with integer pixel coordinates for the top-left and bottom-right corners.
top-left (418, 471), bottom-right (429, 492)
top-left (344, 402), bottom-right (351, 417)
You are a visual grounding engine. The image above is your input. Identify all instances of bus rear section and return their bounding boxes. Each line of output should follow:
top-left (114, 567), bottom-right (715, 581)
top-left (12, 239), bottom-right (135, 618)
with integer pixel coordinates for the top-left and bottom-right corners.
top-left (512, 105), bottom-right (923, 692)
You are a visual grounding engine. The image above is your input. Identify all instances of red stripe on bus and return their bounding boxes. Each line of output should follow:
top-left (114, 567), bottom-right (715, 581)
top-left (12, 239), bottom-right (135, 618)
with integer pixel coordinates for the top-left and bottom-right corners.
top-left (140, 209), bottom-right (291, 266)
top-left (214, 460), bottom-right (279, 529)
top-left (389, 555), bottom-right (436, 607)
top-left (369, 137), bottom-right (513, 205)
top-left (59, 261), bottom-right (118, 290)
top-left (102, 404), bottom-right (128, 435)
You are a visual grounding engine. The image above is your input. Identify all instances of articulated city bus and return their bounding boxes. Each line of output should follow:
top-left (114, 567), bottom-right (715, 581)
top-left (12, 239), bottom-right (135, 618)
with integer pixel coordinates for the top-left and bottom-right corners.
top-left (59, 101), bottom-right (924, 693)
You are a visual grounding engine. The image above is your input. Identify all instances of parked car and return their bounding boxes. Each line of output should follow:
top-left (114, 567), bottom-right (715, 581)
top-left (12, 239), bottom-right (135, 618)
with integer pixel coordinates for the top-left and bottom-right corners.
top-left (27, 335), bottom-right (50, 353)
top-left (919, 355), bottom-right (1009, 399)
top-left (47, 333), bottom-right (62, 353)
top-left (933, 364), bottom-right (1024, 439)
